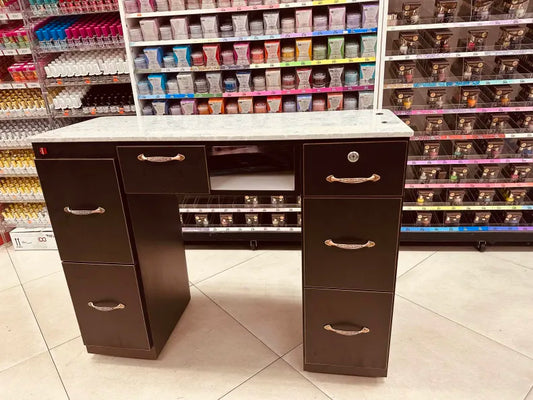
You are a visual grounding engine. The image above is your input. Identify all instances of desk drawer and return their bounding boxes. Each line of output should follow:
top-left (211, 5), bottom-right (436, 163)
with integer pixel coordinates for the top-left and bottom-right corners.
top-left (304, 140), bottom-right (407, 196)
top-left (118, 146), bottom-right (209, 194)
top-left (63, 262), bottom-right (151, 350)
top-left (36, 158), bottom-right (133, 264)
top-left (304, 288), bottom-right (393, 372)
top-left (303, 198), bottom-right (401, 292)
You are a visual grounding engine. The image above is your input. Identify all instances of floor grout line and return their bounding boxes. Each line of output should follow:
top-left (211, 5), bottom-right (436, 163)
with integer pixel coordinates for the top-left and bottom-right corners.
top-left (192, 283), bottom-right (282, 357)
top-left (0, 282), bottom-right (22, 294)
top-left (524, 384), bottom-right (533, 400)
top-left (486, 253), bottom-right (533, 271)
top-left (217, 356), bottom-right (281, 399)
top-left (49, 335), bottom-right (81, 351)
top-left (6, 250), bottom-right (71, 400)
top-left (191, 251), bottom-right (266, 285)
top-left (278, 355), bottom-right (334, 400)
top-left (396, 294), bottom-right (533, 361)
top-left (397, 251), bottom-right (439, 279)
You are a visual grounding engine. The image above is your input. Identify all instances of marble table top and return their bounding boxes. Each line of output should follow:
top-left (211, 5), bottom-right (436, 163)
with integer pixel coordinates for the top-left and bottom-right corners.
top-left (31, 110), bottom-right (413, 143)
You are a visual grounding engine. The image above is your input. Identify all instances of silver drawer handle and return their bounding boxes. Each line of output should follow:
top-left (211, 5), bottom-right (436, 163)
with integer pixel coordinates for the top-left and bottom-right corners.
top-left (88, 301), bottom-right (125, 312)
top-left (137, 153), bottom-right (185, 162)
top-left (64, 207), bottom-right (105, 216)
top-left (324, 324), bottom-right (370, 336)
top-left (325, 239), bottom-right (375, 250)
top-left (326, 174), bottom-right (380, 184)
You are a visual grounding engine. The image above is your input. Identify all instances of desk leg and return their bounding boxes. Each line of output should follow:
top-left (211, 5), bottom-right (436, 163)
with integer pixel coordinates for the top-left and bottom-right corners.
top-left (127, 194), bottom-right (191, 357)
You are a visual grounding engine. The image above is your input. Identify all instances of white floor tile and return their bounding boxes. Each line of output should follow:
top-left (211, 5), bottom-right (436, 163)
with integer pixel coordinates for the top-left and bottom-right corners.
top-left (7, 246), bottom-right (62, 284)
top-left (284, 297), bottom-right (533, 400)
top-left (197, 250), bottom-right (302, 356)
top-left (51, 287), bottom-right (277, 400)
top-left (0, 352), bottom-right (68, 400)
top-left (397, 250), bottom-right (533, 357)
top-left (0, 286), bottom-right (47, 371)
top-left (24, 271), bottom-right (80, 349)
top-left (221, 358), bottom-right (329, 400)
top-left (185, 248), bottom-right (264, 283)
top-left (396, 246), bottom-right (437, 277)
top-left (0, 246), bottom-right (19, 291)
top-left (486, 246), bottom-right (533, 270)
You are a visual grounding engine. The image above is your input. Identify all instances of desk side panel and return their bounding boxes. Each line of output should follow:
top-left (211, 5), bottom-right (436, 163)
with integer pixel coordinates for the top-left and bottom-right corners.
top-left (126, 194), bottom-right (191, 354)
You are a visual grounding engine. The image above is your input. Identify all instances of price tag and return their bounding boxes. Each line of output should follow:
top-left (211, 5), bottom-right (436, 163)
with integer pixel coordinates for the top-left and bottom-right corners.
top-left (27, 82), bottom-right (40, 88)
top-left (113, 75), bottom-right (119, 83)
top-left (56, 78), bottom-right (63, 85)
top-left (90, 108), bottom-right (96, 115)
top-left (0, 14), bottom-right (7, 20)
top-left (63, 110), bottom-right (70, 116)
top-left (12, 83), bottom-right (26, 89)
top-left (8, 13), bottom-right (23, 19)
top-left (84, 78), bottom-right (91, 84)
top-left (119, 107), bottom-right (124, 114)
top-left (3, 49), bottom-right (17, 55)
top-left (0, 83), bottom-right (12, 89)
top-left (17, 48), bottom-right (31, 55)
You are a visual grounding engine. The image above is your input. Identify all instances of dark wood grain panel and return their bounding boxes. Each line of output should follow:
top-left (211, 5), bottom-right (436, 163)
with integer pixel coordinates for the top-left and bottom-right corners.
top-left (303, 197), bottom-right (401, 292)
top-left (35, 158), bottom-right (133, 264)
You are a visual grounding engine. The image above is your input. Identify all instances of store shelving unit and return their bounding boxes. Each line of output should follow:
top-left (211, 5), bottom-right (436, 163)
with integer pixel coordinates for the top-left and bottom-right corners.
top-left (378, 0), bottom-right (533, 247)
top-left (0, 0), bottom-right (133, 243)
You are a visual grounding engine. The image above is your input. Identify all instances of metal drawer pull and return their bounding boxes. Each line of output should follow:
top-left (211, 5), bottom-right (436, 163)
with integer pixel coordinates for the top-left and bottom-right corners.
top-left (88, 302), bottom-right (125, 312)
top-left (64, 207), bottom-right (105, 216)
top-left (324, 324), bottom-right (370, 336)
top-left (137, 153), bottom-right (185, 162)
top-left (325, 239), bottom-right (375, 250)
top-left (326, 174), bottom-right (380, 184)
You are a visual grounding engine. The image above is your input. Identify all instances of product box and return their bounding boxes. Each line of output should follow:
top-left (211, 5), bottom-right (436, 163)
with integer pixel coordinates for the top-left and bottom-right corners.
top-left (327, 92), bottom-right (343, 110)
top-left (177, 73), bottom-right (194, 93)
top-left (170, 17), bottom-right (189, 39)
top-left (267, 96), bottom-right (282, 112)
top-left (360, 34), bottom-right (377, 57)
top-left (203, 44), bottom-right (221, 67)
top-left (140, 18), bottom-right (161, 41)
top-left (152, 100), bottom-right (168, 115)
top-left (180, 99), bottom-right (197, 114)
top-left (263, 11), bottom-right (280, 34)
top-left (173, 45), bottom-right (191, 67)
top-left (295, 9), bottom-right (312, 33)
top-left (327, 36), bottom-right (345, 59)
top-left (358, 91), bottom-right (373, 109)
top-left (234, 43), bottom-right (250, 65)
top-left (359, 63), bottom-right (375, 84)
top-left (296, 39), bottom-right (312, 61)
top-left (200, 15), bottom-right (219, 38)
top-left (328, 6), bottom-right (346, 30)
top-left (206, 72), bottom-right (222, 93)
top-left (264, 40), bottom-right (281, 63)
top-left (232, 13), bottom-right (249, 36)
top-left (238, 97), bottom-right (253, 113)
top-left (361, 3), bottom-right (379, 28)
top-left (297, 94), bottom-right (312, 111)
top-left (296, 68), bottom-right (312, 89)
top-left (144, 47), bottom-right (164, 70)
top-left (11, 228), bottom-right (57, 250)
top-left (265, 68), bottom-right (281, 90)
top-left (328, 66), bottom-right (343, 87)
top-left (473, 212), bottom-right (491, 224)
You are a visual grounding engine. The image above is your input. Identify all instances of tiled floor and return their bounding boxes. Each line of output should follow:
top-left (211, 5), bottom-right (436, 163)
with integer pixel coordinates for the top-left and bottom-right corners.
top-left (1, 243), bottom-right (532, 400)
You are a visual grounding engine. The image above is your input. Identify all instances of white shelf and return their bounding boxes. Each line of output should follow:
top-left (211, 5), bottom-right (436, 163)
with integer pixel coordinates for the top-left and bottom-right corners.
top-left (385, 48), bottom-right (532, 61)
top-left (209, 172), bottom-right (295, 191)
top-left (130, 27), bottom-right (377, 47)
top-left (126, 0), bottom-right (376, 18)
top-left (387, 17), bottom-right (533, 31)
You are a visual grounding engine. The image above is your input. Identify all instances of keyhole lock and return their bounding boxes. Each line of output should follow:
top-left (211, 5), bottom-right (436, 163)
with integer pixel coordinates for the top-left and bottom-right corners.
top-left (347, 151), bottom-right (359, 163)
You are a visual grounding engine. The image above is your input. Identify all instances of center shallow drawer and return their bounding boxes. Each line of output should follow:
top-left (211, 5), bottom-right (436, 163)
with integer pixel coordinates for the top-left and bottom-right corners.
top-left (36, 158), bottom-right (133, 264)
top-left (304, 288), bottom-right (393, 371)
top-left (118, 146), bottom-right (209, 194)
top-left (63, 262), bottom-right (151, 350)
top-left (303, 198), bottom-right (401, 292)
top-left (304, 140), bottom-right (408, 196)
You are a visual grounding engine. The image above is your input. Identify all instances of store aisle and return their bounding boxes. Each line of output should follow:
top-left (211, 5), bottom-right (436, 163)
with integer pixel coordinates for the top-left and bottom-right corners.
top-left (0, 244), bottom-right (531, 400)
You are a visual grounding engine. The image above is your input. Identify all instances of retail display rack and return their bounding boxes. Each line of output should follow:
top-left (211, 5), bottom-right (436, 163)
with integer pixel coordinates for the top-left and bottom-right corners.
top-left (380, 0), bottom-right (533, 249)
top-left (2, 0), bottom-right (532, 249)
top-left (0, 0), bottom-right (133, 240)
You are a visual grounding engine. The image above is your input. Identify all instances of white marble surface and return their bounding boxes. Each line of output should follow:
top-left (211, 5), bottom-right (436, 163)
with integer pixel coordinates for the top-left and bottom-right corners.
top-left (31, 110), bottom-right (412, 143)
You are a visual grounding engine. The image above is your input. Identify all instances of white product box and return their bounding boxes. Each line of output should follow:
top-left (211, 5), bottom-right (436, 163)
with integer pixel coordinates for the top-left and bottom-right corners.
top-left (10, 228), bottom-right (57, 250)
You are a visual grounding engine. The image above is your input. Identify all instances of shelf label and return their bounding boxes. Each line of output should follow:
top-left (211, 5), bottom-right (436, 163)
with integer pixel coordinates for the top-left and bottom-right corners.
top-left (0, 14), bottom-right (7, 20)
top-left (84, 78), bottom-right (91, 84)
top-left (8, 13), bottom-right (23, 19)
top-left (113, 75), bottom-right (119, 82)
top-left (63, 110), bottom-right (70, 116)
top-left (17, 48), bottom-right (31, 55)
top-left (3, 49), bottom-right (17, 55)
top-left (12, 83), bottom-right (26, 89)
top-left (26, 82), bottom-right (40, 88)
top-left (56, 78), bottom-right (63, 85)
top-left (0, 83), bottom-right (12, 89)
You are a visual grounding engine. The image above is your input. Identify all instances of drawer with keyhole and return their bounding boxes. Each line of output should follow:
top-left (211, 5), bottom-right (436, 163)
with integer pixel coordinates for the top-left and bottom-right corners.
top-left (304, 140), bottom-right (408, 196)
